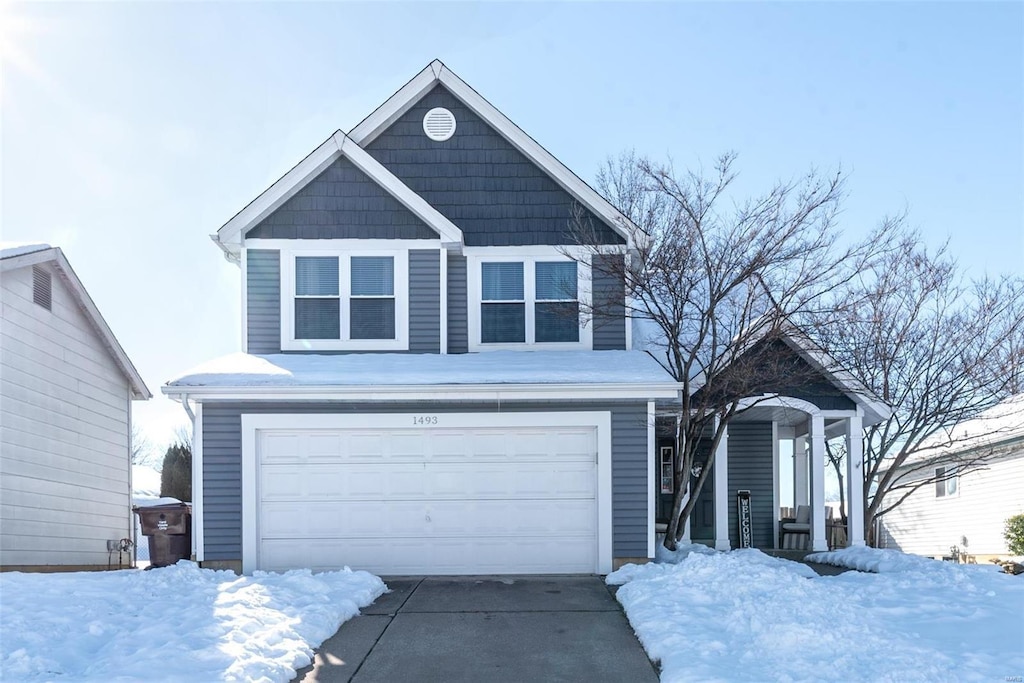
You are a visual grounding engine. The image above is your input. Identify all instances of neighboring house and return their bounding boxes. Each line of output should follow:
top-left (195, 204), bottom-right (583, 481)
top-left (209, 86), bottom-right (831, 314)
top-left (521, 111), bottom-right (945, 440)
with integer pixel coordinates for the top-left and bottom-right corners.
top-left (1, 244), bottom-right (151, 571)
top-left (163, 60), bottom-right (889, 576)
top-left (879, 394), bottom-right (1024, 560)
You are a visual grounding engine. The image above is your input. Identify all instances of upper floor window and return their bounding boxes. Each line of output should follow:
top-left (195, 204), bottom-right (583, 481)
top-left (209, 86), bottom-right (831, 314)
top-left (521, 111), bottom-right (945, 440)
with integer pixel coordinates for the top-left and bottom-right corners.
top-left (469, 251), bottom-right (589, 351)
top-left (282, 250), bottom-right (407, 351)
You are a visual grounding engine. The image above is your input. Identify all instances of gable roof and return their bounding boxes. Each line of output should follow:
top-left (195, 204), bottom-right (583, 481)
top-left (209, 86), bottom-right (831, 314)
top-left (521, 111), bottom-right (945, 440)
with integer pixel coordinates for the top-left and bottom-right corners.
top-left (1, 244), bottom-right (152, 399)
top-left (349, 60), bottom-right (639, 246)
top-left (776, 323), bottom-right (891, 425)
top-left (214, 131), bottom-right (464, 262)
top-left (215, 60), bottom-right (640, 261)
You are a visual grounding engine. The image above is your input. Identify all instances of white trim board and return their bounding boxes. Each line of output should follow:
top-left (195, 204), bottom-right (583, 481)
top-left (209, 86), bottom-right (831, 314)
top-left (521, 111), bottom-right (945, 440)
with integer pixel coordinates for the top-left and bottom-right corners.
top-left (240, 411), bottom-right (614, 575)
top-left (165, 384), bottom-right (682, 402)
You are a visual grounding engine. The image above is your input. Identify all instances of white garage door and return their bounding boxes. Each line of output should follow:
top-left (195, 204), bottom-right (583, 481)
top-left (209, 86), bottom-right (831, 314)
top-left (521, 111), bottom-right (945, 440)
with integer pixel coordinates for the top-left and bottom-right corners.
top-left (253, 420), bottom-right (600, 574)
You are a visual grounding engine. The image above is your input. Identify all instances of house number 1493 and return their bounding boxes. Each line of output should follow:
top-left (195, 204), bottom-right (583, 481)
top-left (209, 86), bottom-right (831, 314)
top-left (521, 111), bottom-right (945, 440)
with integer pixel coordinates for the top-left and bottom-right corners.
top-left (412, 416), bottom-right (438, 425)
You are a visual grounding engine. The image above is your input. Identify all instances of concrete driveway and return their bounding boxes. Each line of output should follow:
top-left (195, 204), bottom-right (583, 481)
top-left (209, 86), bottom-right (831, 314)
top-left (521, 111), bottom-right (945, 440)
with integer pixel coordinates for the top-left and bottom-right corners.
top-left (294, 575), bottom-right (659, 682)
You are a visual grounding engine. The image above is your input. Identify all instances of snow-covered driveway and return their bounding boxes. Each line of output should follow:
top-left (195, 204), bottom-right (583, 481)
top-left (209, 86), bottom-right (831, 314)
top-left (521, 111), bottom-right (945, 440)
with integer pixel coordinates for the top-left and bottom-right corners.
top-left (609, 546), bottom-right (1024, 682)
top-left (0, 562), bottom-right (385, 682)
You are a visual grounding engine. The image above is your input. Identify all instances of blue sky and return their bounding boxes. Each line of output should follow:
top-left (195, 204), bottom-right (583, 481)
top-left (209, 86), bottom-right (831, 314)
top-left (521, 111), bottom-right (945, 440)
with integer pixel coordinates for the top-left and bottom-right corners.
top-left (2, 2), bottom-right (1022, 456)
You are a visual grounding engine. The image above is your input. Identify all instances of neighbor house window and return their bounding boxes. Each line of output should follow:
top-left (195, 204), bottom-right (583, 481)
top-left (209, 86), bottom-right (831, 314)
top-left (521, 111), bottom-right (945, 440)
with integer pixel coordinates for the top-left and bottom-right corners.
top-left (32, 265), bottom-right (51, 311)
top-left (287, 253), bottom-right (404, 349)
top-left (479, 259), bottom-right (579, 345)
top-left (935, 466), bottom-right (958, 498)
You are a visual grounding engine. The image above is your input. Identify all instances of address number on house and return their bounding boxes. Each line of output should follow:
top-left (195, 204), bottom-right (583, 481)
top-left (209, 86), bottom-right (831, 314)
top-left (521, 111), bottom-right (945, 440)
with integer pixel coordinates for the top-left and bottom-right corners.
top-left (412, 416), bottom-right (439, 425)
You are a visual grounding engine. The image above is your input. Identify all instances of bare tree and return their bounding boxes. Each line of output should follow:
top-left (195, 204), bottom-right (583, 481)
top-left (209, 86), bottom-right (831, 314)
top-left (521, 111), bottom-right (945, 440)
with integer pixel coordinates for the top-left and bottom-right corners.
top-left (173, 423), bottom-right (193, 451)
top-left (576, 151), bottom-right (887, 550)
top-left (812, 228), bottom-right (1024, 545)
top-left (130, 424), bottom-right (154, 466)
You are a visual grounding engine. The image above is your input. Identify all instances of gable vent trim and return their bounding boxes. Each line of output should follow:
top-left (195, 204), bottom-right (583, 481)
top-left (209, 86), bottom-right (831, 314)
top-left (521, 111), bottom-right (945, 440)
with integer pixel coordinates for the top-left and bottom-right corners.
top-left (32, 265), bottom-right (52, 311)
top-left (423, 107), bottom-right (456, 141)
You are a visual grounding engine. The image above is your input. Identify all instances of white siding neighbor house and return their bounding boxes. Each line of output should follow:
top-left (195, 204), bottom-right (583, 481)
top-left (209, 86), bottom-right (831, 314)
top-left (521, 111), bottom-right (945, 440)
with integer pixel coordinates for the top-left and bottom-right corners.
top-left (879, 394), bottom-right (1024, 560)
top-left (1, 244), bottom-right (151, 571)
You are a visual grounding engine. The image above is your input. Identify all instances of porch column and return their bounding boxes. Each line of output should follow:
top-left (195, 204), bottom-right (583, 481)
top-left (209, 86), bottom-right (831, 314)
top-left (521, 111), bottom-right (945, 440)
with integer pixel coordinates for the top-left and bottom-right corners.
top-left (845, 415), bottom-right (866, 546)
top-left (714, 423), bottom-right (730, 550)
top-left (793, 435), bottom-right (809, 507)
top-left (809, 414), bottom-right (828, 551)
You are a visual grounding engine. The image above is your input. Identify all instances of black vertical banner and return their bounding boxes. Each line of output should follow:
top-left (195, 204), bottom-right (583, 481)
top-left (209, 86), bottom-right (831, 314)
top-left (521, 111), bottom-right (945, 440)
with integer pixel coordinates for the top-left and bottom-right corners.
top-left (737, 490), bottom-right (753, 548)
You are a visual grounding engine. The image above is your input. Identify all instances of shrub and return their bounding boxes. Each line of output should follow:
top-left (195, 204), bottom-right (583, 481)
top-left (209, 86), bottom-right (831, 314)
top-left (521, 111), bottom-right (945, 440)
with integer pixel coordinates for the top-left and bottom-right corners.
top-left (1004, 514), bottom-right (1024, 555)
top-left (160, 442), bottom-right (192, 502)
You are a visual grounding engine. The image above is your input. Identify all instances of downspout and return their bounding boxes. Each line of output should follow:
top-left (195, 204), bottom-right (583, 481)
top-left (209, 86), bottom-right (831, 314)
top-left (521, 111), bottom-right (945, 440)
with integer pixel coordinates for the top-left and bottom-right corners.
top-left (178, 394), bottom-right (201, 563)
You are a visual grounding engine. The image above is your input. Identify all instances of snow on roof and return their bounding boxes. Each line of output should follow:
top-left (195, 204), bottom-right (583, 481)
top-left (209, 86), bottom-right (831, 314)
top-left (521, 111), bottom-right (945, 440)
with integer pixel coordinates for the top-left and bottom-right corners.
top-left (916, 393), bottom-right (1024, 456)
top-left (0, 242), bottom-right (52, 259)
top-left (165, 351), bottom-right (679, 389)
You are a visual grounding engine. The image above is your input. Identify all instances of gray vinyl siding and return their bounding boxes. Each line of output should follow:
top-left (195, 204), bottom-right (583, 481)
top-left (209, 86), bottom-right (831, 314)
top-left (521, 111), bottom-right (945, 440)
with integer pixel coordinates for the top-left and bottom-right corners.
top-left (611, 404), bottom-right (650, 556)
top-left (446, 253), bottom-right (468, 353)
top-left (246, 250), bottom-right (281, 354)
top-left (245, 156), bottom-right (438, 240)
top-left (365, 85), bottom-right (625, 248)
top-left (200, 400), bottom-right (649, 562)
top-left (408, 250), bottom-right (441, 353)
top-left (726, 421), bottom-right (775, 549)
top-left (592, 254), bottom-right (627, 351)
top-left (757, 340), bottom-right (856, 411)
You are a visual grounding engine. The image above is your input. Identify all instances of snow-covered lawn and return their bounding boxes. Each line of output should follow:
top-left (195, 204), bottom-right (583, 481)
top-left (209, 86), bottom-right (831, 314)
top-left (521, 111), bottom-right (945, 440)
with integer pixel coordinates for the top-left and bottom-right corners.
top-left (609, 545), bottom-right (1024, 682)
top-left (0, 561), bottom-right (385, 682)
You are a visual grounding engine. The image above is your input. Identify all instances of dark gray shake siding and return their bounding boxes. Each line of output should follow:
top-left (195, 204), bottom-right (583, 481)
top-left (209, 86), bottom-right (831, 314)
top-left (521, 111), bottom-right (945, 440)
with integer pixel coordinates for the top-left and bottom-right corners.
top-left (726, 421), bottom-right (775, 550)
top-left (365, 85), bottom-right (625, 247)
top-left (245, 156), bottom-right (437, 240)
top-left (408, 250), bottom-right (441, 353)
top-left (200, 400), bottom-right (650, 562)
top-left (592, 254), bottom-right (627, 351)
top-left (246, 250), bottom-right (281, 354)
top-left (244, 249), bottom-right (442, 354)
top-left (446, 253), bottom-right (468, 353)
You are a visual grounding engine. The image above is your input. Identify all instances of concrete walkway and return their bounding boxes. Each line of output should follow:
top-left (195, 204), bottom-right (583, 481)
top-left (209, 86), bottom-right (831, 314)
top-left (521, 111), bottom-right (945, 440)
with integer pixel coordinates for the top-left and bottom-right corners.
top-left (293, 576), bottom-right (659, 683)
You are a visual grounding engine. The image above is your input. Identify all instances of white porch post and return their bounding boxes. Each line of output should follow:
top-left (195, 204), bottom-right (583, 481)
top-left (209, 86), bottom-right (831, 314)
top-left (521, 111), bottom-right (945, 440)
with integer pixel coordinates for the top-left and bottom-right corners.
top-left (845, 415), bottom-right (866, 546)
top-left (809, 414), bottom-right (828, 552)
top-left (714, 423), bottom-right (730, 550)
top-left (793, 435), bottom-right (809, 507)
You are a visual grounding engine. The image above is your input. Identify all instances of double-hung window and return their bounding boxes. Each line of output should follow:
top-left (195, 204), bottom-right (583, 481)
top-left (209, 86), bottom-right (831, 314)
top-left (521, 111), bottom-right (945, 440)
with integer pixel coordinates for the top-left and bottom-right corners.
top-left (285, 252), bottom-right (406, 350)
top-left (476, 257), bottom-right (584, 348)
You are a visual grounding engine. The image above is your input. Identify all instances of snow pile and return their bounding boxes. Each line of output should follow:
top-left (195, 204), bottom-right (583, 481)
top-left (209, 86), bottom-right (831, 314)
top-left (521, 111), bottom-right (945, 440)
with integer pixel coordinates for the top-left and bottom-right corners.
top-left (165, 350), bottom-right (678, 388)
top-left (0, 562), bottom-right (386, 682)
top-left (0, 242), bottom-right (51, 260)
top-left (608, 549), bottom-right (1024, 682)
top-left (132, 464), bottom-right (162, 501)
top-left (806, 545), bottom-right (958, 573)
top-left (654, 539), bottom-right (718, 564)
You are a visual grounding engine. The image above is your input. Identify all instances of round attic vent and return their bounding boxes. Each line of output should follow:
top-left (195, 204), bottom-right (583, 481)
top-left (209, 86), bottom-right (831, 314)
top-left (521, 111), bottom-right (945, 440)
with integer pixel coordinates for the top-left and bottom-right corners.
top-left (423, 107), bottom-right (456, 141)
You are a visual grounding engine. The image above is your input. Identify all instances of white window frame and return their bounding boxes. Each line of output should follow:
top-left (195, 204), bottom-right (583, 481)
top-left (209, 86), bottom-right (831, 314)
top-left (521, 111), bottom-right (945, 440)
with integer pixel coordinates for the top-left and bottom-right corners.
top-left (281, 248), bottom-right (409, 351)
top-left (466, 246), bottom-right (592, 352)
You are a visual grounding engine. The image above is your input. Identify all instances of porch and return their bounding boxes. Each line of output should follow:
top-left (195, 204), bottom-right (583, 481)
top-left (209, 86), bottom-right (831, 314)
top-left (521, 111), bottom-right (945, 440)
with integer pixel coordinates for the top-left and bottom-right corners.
top-left (654, 395), bottom-right (872, 553)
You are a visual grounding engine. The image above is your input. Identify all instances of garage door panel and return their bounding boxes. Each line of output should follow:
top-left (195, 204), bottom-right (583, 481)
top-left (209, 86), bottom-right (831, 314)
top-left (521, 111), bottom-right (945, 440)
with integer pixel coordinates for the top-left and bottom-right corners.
top-left (260, 535), bottom-right (596, 575)
top-left (255, 422), bottom-right (601, 574)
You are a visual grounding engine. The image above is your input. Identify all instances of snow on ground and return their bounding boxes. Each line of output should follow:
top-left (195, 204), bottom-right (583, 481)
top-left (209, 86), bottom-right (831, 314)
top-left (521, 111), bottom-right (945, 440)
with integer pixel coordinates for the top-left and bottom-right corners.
top-left (609, 546), bottom-right (1024, 682)
top-left (0, 561), bottom-right (386, 682)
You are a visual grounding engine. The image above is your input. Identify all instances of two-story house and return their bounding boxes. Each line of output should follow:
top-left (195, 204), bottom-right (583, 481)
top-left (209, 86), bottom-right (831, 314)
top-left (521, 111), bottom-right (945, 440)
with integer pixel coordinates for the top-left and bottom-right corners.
top-left (164, 61), bottom-right (888, 575)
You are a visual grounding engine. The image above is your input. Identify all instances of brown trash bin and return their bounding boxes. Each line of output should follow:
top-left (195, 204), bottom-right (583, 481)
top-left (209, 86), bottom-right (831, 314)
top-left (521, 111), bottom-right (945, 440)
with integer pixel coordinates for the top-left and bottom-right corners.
top-left (134, 503), bottom-right (192, 568)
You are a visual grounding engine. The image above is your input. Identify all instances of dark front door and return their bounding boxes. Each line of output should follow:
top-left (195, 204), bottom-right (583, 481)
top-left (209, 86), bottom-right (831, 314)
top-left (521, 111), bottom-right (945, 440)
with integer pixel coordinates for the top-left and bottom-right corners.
top-left (689, 460), bottom-right (715, 541)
